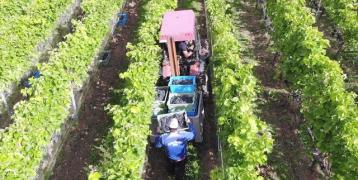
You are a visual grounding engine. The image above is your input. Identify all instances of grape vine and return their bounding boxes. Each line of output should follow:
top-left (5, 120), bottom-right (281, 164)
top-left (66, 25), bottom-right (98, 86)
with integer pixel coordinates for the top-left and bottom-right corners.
top-left (0, 0), bottom-right (125, 178)
top-left (206, 0), bottom-right (273, 179)
top-left (0, 0), bottom-right (75, 93)
top-left (88, 0), bottom-right (177, 179)
top-left (267, 0), bottom-right (358, 178)
top-left (321, 0), bottom-right (358, 53)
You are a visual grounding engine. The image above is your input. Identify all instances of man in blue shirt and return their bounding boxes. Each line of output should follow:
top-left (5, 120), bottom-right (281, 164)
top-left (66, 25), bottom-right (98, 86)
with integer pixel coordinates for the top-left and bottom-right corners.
top-left (155, 117), bottom-right (196, 179)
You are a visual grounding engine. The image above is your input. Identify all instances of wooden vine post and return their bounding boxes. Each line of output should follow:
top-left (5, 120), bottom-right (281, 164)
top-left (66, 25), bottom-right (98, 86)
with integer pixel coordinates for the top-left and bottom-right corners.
top-left (167, 36), bottom-right (180, 76)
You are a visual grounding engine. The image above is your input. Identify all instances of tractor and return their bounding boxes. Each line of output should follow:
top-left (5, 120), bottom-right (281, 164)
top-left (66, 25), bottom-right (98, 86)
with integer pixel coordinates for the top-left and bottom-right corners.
top-left (152, 10), bottom-right (210, 143)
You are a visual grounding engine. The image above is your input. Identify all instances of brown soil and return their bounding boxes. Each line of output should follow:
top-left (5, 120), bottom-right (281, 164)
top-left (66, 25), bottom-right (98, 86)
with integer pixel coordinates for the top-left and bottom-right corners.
top-left (197, 0), bottom-right (208, 39)
top-left (50, 1), bottom-right (140, 179)
top-left (144, 0), bottom-right (219, 179)
top-left (197, 93), bottom-right (219, 179)
top-left (235, 1), bottom-right (321, 179)
top-left (196, 0), bottom-right (220, 179)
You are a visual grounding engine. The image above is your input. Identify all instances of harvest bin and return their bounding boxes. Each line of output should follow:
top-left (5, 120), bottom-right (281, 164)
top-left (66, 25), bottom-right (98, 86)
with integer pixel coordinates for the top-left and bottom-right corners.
top-left (157, 111), bottom-right (187, 133)
top-left (99, 50), bottom-right (111, 66)
top-left (169, 76), bottom-right (196, 93)
top-left (152, 103), bottom-right (167, 117)
top-left (167, 92), bottom-right (199, 116)
top-left (152, 87), bottom-right (169, 117)
top-left (154, 86), bottom-right (169, 105)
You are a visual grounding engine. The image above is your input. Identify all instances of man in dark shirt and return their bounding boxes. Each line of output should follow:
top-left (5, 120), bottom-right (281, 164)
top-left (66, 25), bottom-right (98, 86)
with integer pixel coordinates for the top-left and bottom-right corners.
top-left (178, 41), bottom-right (194, 58)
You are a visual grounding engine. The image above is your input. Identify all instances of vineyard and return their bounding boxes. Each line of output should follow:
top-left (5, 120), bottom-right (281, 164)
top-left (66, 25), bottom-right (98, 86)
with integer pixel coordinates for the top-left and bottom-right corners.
top-left (0, 0), bottom-right (357, 179)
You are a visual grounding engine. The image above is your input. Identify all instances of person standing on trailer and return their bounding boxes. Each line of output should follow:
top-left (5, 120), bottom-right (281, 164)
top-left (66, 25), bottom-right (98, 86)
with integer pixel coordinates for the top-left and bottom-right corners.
top-left (154, 117), bottom-right (196, 179)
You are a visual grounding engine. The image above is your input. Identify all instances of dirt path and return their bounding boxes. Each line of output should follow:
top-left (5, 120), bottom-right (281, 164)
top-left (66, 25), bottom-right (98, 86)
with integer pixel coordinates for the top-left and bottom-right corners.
top-left (50, 1), bottom-right (140, 179)
top-left (232, 1), bottom-right (321, 179)
top-left (144, 0), bottom-right (219, 179)
top-left (196, 0), bottom-right (220, 178)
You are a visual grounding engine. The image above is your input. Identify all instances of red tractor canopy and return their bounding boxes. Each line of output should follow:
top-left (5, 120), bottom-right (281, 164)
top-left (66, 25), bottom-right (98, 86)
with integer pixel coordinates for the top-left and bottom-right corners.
top-left (159, 10), bottom-right (196, 43)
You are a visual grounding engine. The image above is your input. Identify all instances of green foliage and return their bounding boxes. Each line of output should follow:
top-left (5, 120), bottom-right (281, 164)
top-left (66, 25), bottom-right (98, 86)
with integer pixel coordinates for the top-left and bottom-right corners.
top-left (267, 0), bottom-right (358, 178)
top-left (0, 0), bottom-right (124, 178)
top-left (179, 0), bottom-right (202, 14)
top-left (206, 0), bottom-right (273, 179)
top-left (0, 0), bottom-right (75, 92)
top-left (322, 0), bottom-right (358, 52)
top-left (89, 0), bottom-right (177, 179)
top-left (88, 171), bottom-right (102, 180)
top-left (185, 145), bottom-right (200, 179)
top-left (0, 0), bottom-right (32, 26)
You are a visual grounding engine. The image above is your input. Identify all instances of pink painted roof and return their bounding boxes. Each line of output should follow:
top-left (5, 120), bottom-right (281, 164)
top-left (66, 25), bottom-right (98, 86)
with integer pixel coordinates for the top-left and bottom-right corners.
top-left (159, 10), bottom-right (196, 43)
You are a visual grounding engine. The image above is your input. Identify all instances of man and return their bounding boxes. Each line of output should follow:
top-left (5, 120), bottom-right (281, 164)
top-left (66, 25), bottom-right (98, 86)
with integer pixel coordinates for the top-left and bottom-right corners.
top-left (177, 40), bottom-right (195, 58)
top-left (177, 41), bottom-right (195, 75)
top-left (155, 117), bottom-right (196, 179)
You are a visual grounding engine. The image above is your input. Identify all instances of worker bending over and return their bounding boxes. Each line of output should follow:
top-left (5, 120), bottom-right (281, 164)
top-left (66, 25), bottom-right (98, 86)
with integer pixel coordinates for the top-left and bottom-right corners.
top-left (155, 117), bottom-right (196, 179)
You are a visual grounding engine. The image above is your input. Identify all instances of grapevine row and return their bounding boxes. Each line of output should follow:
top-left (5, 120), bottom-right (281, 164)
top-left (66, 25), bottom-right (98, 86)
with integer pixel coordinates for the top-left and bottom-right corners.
top-left (321, 0), bottom-right (358, 52)
top-left (88, 0), bottom-right (177, 179)
top-left (0, 0), bottom-right (124, 178)
top-left (0, 0), bottom-right (32, 26)
top-left (206, 0), bottom-right (273, 179)
top-left (0, 0), bottom-right (74, 93)
top-left (267, 0), bottom-right (358, 178)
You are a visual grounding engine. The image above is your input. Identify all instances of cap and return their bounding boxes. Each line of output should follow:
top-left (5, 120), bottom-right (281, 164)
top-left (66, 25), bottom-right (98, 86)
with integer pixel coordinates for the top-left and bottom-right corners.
top-left (169, 118), bottom-right (179, 129)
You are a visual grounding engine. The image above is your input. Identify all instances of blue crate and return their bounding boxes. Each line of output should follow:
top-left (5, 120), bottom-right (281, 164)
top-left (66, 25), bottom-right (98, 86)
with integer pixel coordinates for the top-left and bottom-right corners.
top-left (188, 92), bottom-right (202, 117)
top-left (117, 13), bottom-right (128, 27)
top-left (186, 92), bottom-right (200, 116)
top-left (169, 76), bottom-right (196, 93)
top-left (33, 70), bottom-right (41, 78)
top-left (23, 70), bottom-right (42, 88)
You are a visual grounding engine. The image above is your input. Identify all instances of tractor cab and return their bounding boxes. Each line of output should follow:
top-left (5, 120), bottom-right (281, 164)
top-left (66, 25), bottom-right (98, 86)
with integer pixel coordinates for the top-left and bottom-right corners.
top-left (159, 10), bottom-right (209, 81)
top-left (152, 10), bottom-right (210, 143)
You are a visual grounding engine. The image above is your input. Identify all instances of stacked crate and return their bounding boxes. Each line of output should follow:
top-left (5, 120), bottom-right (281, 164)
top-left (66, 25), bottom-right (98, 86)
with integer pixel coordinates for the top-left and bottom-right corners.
top-left (153, 86), bottom-right (169, 116)
top-left (167, 76), bottom-right (199, 116)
